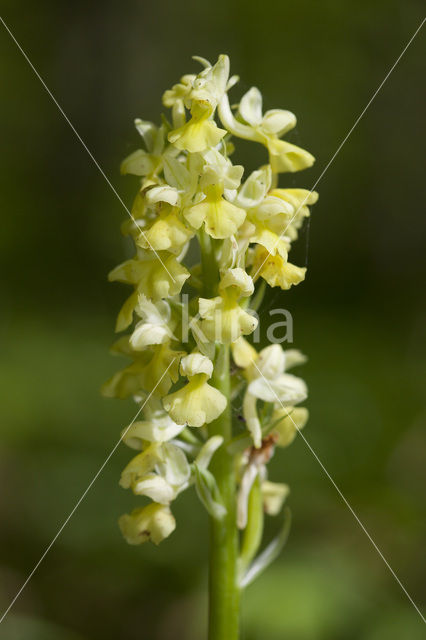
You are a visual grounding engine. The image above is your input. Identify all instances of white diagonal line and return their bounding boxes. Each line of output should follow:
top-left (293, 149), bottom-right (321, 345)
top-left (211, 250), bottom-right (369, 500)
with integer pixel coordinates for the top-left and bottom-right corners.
top-left (251, 360), bottom-right (426, 624)
top-left (0, 16), bottom-right (176, 283)
top-left (0, 359), bottom-right (176, 625)
top-left (253, 16), bottom-right (425, 280)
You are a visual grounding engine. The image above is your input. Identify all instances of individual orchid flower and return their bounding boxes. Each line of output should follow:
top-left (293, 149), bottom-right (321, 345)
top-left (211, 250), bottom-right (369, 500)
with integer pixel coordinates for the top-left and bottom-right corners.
top-left (261, 480), bottom-right (290, 516)
top-left (240, 344), bottom-right (307, 448)
top-left (102, 338), bottom-right (184, 399)
top-left (196, 268), bottom-right (258, 344)
top-left (184, 183), bottom-right (246, 239)
top-left (270, 406), bottom-right (309, 447)
top-left (108, 249), bottom-right (190, 331)
top-left (251, 245), bottom-right (307, 290)
top-left (189, 54), bottom-right (232, 108)
top-left (121, 120), bottom-right (178, 186)
top-left (218, 84), bottom-right (315, 173)
top-left (234, 165), bottom-right (294, 258)
top-left (163, 54), bottom-right (231, 130)
top-left (269, 188), bottom-right (319, 240)
top-left (199, 147), bottom-right (244, 193)
top-left (136, 204), bottom-right (194, 254)
top-left (128, 295), bottom-right (174, 350)
top-left (163, 354), bottom-right (227, 427)
top-left (119, 503), bottom-right (176, 545)
top-left (168, 98), bottom-right (226, 153)
top-left (246, 344), bottom-right (307, 404)
top-left (120, 441), bottom-right (191, 504)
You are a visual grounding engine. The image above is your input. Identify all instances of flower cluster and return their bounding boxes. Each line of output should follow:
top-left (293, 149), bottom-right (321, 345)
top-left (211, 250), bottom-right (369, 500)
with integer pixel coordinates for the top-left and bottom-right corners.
top-left (104, 55), bottom-right (317, 547)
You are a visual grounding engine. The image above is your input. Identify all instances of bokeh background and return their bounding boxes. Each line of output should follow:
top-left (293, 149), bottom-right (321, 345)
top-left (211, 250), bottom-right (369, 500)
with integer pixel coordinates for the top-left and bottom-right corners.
top-left (1, 1), bottom-right (425, 638)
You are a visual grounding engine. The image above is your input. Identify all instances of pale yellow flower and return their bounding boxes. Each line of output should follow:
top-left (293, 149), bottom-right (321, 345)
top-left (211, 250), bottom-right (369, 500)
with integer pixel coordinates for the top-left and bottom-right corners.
top-left (121, 120), bottom-right (177, 181)
top-left (261, 480), bottom-right (290, 516)
top-left (136, 207), bottom-right (194, 255)
top-left (102, 341), bottom-right (184, 399)
top-left (233, 166), bottom-right (293, 258)
top-left (185, 184), bottom-right (246, 239)
top-left (252, 246), bottom-right (306, 290)
top-left (120, 442), bottom-right (190, 503)
top-left (270, 188), bottom-right (318, 240)
top-left (218, 84), bottom-right (315, 173)
top-left (168, 99), bottom-right (226, 153)
top-left (163, 354), bottom-right (227, 427)
top-left (129, 295), bottom-right (174, 350)
top-left (196, 269), bottom-right (257, 344)
top-left (241, 344), bottom-right (307, 447)
top-left (109, 251), bottom-right (190, 331)
top-left (271, 406), bottom-right (309, 447)
top-left (119, 503), bottom-right (176, 545)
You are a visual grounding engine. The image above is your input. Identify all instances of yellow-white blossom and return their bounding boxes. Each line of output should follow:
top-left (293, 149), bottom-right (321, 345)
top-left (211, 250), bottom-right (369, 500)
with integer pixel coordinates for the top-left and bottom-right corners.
top-left (252, 246), bottom-right (306, 290)
top-left (119, 503), bottom-right (176, 545)
top-left (122, 412), bottom-right (185, 448)
top-left (136, 206), bottom-right (194, 255)
top-left (271, 406), bottom-right (309, 447)
top-left (121, 120), bottom-right (179, 185)
top-left (102, 339), bottom-right (184, 399)
top-left (234, 167), bottom-right (294, 259)
top-left (129, 295), bottom-right (174, 350)
top-left (168, 98), bottom-right (226, 153)
top-left (218, 85), bottom-right (315, 173)
top-left (163, 354), bottom-right (227, 427)
top-left (109, 251), bottom-right (190, 331)
top-left (239, 344), bottom-right (307, 448)
top-left (261, 480), bottom-right (290, 516)
top-left (120, 442), bottom-right (191, 504)
top-left (185, 184), bottom-right (246, 239)
top-left (196, 269), bottom-right (257, 344)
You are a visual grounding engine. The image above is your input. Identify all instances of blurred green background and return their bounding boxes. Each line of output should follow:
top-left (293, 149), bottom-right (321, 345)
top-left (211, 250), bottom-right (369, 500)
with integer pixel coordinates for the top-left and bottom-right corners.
top-left (1, 1), bottom-right (425, 638)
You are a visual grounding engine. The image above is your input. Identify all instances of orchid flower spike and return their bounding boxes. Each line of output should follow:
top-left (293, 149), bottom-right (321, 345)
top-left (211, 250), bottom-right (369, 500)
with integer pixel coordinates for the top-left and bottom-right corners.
top-left (104, 53), bottom-right (316, 598)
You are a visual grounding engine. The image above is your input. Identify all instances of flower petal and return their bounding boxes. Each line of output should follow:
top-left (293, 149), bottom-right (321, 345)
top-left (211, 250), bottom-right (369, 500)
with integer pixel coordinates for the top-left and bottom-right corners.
top-left (261, 109), bottom-right (296, 136)
top-left (180, 353), bottom-right (214, 378)
top-left (239, 87), bottom-right (263, 126)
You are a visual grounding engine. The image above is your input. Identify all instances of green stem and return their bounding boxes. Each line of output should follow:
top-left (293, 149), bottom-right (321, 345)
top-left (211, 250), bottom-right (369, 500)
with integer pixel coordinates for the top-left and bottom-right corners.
top-left (208, 344), bottom-right (240, 640)
top-left (198, 228), bottom-right (219, 298)
top-left (250, 279), bottom-right (266, 312)
top-left (199, 230), bottom-right (240, 638)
